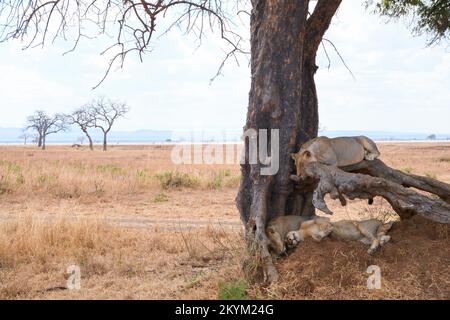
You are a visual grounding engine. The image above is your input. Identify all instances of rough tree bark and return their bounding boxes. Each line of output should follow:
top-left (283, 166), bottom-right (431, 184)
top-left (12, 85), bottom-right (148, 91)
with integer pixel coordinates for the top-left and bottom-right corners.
top-left (339, 159), bottom-right (450, 204)
top-left (236, 0), bottom-right (342, 283)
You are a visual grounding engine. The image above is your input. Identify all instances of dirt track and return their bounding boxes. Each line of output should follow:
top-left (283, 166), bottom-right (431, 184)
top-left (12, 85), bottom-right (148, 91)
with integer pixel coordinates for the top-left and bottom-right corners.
top-left (0, 212), bottom-right (243, 231)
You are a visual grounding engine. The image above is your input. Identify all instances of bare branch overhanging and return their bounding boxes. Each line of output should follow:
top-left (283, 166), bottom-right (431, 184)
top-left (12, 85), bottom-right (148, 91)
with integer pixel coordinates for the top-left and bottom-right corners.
top-left (0, 0), bottom-right (249, 88)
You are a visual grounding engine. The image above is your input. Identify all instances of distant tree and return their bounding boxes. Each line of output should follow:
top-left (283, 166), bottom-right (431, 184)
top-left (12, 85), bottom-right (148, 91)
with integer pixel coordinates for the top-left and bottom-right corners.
top-left (25, 111), bottom-right (45, 147)
top-left (31, 135), bottom-right (39, 145)
top-left (25, 110), bottom-right (67, 150)
top-left (90, 98), bottom-right (129, 151)
top-left (427, 134), bottom-right (437, 140)
top-left (18, 131), bottom-right (32, 145)
top-left (66, 106), bottom-right (96, 151)
top-left (77, 136), bottom-right (86, 145)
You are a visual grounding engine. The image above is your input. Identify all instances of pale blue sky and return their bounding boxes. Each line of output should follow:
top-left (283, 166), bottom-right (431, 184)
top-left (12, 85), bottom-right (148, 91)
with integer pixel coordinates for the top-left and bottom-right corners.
top-left (0, 1), bottom-right (448, 133)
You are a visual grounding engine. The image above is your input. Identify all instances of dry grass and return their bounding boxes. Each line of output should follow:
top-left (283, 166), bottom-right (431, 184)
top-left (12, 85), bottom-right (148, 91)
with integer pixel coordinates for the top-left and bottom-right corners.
top-left (0, 212), bottom-right (244, 299)
top-left (0, 145), bottom-right (241, 202)
top-left (0, 142), bottom-right (449, 299)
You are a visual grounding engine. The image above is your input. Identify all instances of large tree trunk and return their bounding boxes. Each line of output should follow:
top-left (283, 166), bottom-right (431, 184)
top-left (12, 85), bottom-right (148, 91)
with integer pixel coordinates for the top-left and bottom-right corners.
top-left (236, 0), bottom-right (342, 283)
top-left (42, 136), bottom-right (46, 150)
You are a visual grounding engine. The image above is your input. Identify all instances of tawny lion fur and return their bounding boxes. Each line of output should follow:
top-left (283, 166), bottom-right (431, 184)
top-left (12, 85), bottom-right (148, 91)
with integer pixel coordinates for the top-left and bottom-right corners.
top-left (286, 217), bottom-right (394, 254)
top-left (291, 136), bottom-right (380, 176)
top-left (265, 215), bottom-right (314, 255)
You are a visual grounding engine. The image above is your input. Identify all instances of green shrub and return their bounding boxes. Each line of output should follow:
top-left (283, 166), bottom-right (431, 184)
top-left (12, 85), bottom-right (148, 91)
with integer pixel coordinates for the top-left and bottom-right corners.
top-left (37, 174), bottom-right (56, 185)
top-left (97, 164), bottom-right (123, 175)
top-left (207, 169), bottom-right (237, 190)
top-left (155, 171), bottom-right (199, 189)
top-left (153, 192), bottom-right (169, 203)
top-left (136, 169), bottom-right (151, 183)
top-left (219, 169), bottom-right (232, 177)
top-left (16, 174), bottom-right (25, 185)
top-left (0, 161), bottom-right (25, 193)
top-left (425, 171), bottom-right (437, 179)
top-left (218, 280), bottom-right (247, 300)
top-left (0, 160), bottom-right (22, 175)
top-left (402, 167), bottom-right (413, 174)
top-left (207, 174), bottom-right (223, 190)
top-left (71, 162), bottom-right (87, 173)
top-left (0, 179), bottom-right (10, 195)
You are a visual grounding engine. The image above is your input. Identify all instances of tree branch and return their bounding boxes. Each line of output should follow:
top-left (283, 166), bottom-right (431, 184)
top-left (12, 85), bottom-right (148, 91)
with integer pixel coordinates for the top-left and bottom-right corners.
top-left (0, 1), bottom-right (247, 88)
top-left (291, 161), bottom-right (450, 224)
top-left (339, 159), bottom-right (450, 204)
top-left (305, 0), bottom-right (342, 58)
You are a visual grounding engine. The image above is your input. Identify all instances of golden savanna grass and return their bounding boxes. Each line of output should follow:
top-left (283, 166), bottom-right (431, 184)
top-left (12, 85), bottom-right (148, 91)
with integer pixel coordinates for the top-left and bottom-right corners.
top-left (0, 145), bottom-right (241, 200)
top-left (0, 213), bottom-right (244, 299)
top-left (0, 142), bottom-right (449, 299)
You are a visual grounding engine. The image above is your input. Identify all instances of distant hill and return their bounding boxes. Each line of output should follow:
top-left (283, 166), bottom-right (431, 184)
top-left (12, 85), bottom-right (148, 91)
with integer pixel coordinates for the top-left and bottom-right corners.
top-left (0, 127), bottom-right (449, 144)
top-left (0, 127), bottom-right (173, 144)
top-left (321, 130), bottom-right (450, 141)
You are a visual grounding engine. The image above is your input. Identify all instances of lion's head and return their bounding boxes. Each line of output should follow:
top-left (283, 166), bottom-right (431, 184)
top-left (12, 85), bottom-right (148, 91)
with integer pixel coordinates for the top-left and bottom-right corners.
top-left (291, 140), bottom-right (320, 176)
top-left (266, 226), bottom-right (286, 255)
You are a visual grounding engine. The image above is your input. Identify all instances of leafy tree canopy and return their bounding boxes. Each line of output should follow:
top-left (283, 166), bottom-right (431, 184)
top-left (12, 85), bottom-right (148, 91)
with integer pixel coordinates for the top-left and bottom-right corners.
top-left (367, 0), bottom-right (450, 44)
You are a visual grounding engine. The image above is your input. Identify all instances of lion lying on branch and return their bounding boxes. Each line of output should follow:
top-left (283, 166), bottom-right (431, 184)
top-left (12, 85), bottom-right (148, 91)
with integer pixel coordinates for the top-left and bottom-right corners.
top-left (291, 135), bottom-right (380, 176)
top-left (289, 136), bottom-right (450, 222)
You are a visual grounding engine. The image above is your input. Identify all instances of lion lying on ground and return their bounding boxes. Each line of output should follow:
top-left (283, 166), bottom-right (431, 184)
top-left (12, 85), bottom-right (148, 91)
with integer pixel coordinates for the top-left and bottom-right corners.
top-left (266, 215), bottom-right (314, 255)
top-left (291, 136), bottom-right (380, 176)
top-left (286, 217), bottom-right (394, 254)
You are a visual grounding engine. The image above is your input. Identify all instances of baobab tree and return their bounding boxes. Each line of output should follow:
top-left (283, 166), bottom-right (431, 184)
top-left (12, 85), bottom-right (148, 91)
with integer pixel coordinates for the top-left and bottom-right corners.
top-left (25, 110), bottom-right (67, 150)
top-left (1, 1), bottom-right (449, 282)
top-left (66, 106), bottom-right (96, 151)
top-left (25, 111), bottom-right (45, 148)
top-left (90, 98), bottom-right (129, 151)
